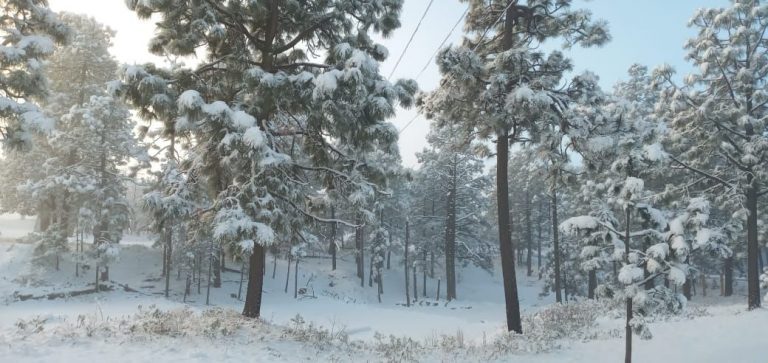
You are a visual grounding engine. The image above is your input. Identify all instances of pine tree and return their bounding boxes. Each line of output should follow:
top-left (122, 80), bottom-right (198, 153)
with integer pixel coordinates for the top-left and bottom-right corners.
top-left (415, 122), bottom-right (492, 300)
top-left (3, 13), bottom-right (120, 239)
top-left (419, 0), bottom-right (609, 333)
top-left (117, 0), bottom-right (416, 318)
top-left (57, 95), bottom-right (146, 281)
top-left (653, 0), bottom-right (768, 309)
top-left (0, 0), bottom-right (68, 150)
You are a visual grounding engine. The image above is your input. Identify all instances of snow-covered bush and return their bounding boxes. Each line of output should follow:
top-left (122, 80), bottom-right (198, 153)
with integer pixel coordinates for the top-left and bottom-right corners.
top-left (373, 333), bottom-right (424, 363)
top-left (282, 314), bottom-right (349, 348)
top-left (30, 223), bottom-right (68, 269)
top-left (488, 300), bottom-right (615, 356)
top-left (128, 306), bottom-right (245, 338)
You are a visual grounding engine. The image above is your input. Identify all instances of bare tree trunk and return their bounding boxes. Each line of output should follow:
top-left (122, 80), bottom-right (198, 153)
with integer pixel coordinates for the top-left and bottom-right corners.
top-left (746, 173), bottom-right (761, 309)
top-left (445, 160), bottom-right (458, 300)
top-left (285, 255), bottom-right (292, 293)
top-left (724, 256), bottom-right (734, 297)
top-left (525, 190), bottom-right (533, 277)
top-left (272, 252), bottom-right (277, 279)
top-left (330, 207), bottom-right (337, 271)
top-left (552, 184), bottom-right (562, 303)
top-left (243, 245), bottom-right (265, 318)
top-left (294, 257), bottom-right (299, 299)
top-left (495, 125), bottom-right (522, 332)
top-left (405, 221), bottom-right (411, 307)
top-left (413, 264), bottom-right (418, 301)
top-left (213, 247), bottom-right (221, 288)
top-left (422, 250), bottom-right (427, 297)
top-left (238, 260), bottom-right (245, 300)
top-left (537, 198), bottom-right (543, 278)
top-left (624, 206), bottom-right (633, 363)
top-left (356, 215), bottom-right (364, 287)
top-left (165, 227), bottom-right (172, 298)
top-left (588, 270), bottom-right (597, 299)
top-left (197, 254), bottom-right (202, 294)
top-left (206, 247), bottom-right (213, 305)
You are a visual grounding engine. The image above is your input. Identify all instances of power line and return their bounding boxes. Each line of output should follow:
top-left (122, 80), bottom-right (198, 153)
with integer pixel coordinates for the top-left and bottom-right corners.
top-left (400, 2), bottom-right (515, 136)
top-left (387, 0), bottom-right (435, 81)
top-left (415, 7), bottom-right (469, 81)
top-left (398, 113), bottom-right (420, 135)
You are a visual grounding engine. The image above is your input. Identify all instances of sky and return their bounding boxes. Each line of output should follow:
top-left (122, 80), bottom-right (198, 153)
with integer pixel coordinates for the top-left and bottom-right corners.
top-left (47, 0), bottom-right (727, 167)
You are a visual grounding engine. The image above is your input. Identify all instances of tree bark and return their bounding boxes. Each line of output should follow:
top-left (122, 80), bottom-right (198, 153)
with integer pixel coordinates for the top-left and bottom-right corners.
top-left (445, 158), bottom-right (458, 300)
top-left (330, 207), bottom-right (337, 271)
top-left (356, 215), bottom-right (364, 287)
top-left (164, 226), bottom-right (172, 298)
top-left (724, 256), bottom-right (734, 297)
top-left (552, 184), bottom-right (562, 303)
top-left (294, 257), bottom-right (299, 299)
top-left (285, 255), bottom-right (292, 293)
top-left (624, 206), bottom-right (633, 363)
top-left (243, 245), bottom-right (265, 317)
top-left (213, 247), bottom-right (222, 288)
top-left (405, 221), bottom-right (411, 307)
top-left (525, 190), bottom-right (533, 277)
top-left (496, 129), bottom-right (522, 332)
top-left (746, 173), bottom-right (761, 309)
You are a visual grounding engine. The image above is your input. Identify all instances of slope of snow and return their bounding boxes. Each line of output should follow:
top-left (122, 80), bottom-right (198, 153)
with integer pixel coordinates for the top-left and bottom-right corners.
top-left (2, 216), bottom-right (767, 362)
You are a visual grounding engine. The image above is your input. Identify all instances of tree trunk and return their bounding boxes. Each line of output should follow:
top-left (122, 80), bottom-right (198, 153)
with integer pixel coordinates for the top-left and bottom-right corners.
top-left (537, 198), bottom-right (543, 277)
top-left (746, 174), bottom-right (761, 309)
top-left (165, 227), bottom-right (172, 298)
top-left (356, 216), bottom-right (364, 287)
top-left (213, 247), bottom-right (221, 288)
top-left (294, 257), bottom-right (299, 299)
top-left (495, 128), bottom-right (522, 332)
top-left (413, 264), bottom-right (418, 301)
top-left (624, 206), bottom-right (633, 363)
top-left (197, 254), bottom-right (202, 294)
top-left (243, 245), bottom-right (265, 317)
top-left (405, 221), bottom-right (411, 307)
top-left (552, 185), bottom-right (562, 303)
top-left (588, 270), bottom-right (597, 299)
top-left (330, 207), bottom-right (337, 271)
top-left (445, 160), bottom-right (458, 301)
top-left (285, 255), bottom-right (292, 293)
top-left (272, 252), bottom-right (277, 279)
top-left (423, 250), bottom-right (427, 297)
top-left (238, 260), bottom-right (245, 300)
top-left (206, 247), bottom-right (213, 305)
top-left (724, 256), bottom-right (734, 297)
top-left (525, 190), bottom-right (533, 277)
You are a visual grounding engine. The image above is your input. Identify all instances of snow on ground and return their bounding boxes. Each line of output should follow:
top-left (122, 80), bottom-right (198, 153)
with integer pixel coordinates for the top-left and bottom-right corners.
top-left (2, 214), bottom-right (767, 362)
top-left (0, 214), bottom-right (36, 241)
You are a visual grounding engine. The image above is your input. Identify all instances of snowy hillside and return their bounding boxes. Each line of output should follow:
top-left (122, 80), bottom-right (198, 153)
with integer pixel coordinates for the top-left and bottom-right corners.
top-left (2, 215), bottom-right (767, 362)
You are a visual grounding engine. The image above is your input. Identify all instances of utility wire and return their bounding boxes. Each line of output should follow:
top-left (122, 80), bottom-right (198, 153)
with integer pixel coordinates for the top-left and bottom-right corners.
top-left (399, 2), bottom-right (516, 135)
top-left (387, 0), bottom-right (435, 81)
top-left (415, 6), bottom-right (469, 81)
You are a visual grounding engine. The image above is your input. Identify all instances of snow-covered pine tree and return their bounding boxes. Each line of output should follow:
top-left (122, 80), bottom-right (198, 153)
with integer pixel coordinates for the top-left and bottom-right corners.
top-left (5, 13), bottom-right (120, 239)
top-left (0, 0), bottom-right (68, 150)
top-left (652, 0), bottom-right (768, 309)
top-left (419, 0), bottom-right (609, 333)
top-left (55, 95), bottom-right (146, 281)
top-left (116, 0), bottom-right (416, 318)
top-left (415, 121), bottom-right (492, 301)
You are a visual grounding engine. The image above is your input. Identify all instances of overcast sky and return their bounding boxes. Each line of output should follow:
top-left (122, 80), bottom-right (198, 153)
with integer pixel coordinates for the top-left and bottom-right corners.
top-left (48, 0), bottom-right (727, 167)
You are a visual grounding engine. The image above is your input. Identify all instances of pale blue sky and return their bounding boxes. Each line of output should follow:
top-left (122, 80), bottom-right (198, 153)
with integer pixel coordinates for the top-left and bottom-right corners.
top-left (49, 0), bottom-right (729, 167)
top-left (379, 0), bottom-right (727, 166)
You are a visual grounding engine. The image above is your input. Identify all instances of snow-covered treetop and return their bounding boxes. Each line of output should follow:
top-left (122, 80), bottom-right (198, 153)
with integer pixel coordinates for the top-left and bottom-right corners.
top-left (0, 0), bottom-right (69, 149)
